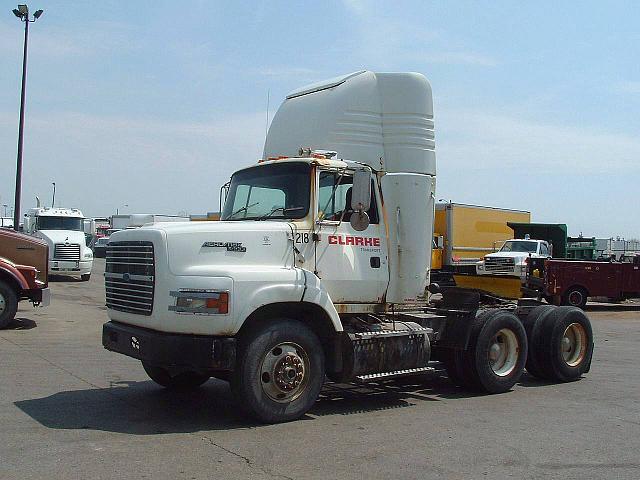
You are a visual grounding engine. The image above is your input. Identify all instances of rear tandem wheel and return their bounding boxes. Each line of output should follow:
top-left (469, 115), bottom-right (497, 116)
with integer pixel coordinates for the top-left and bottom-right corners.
top-left (443, 309), bottom-right (528, 394)
top-left (523, 305), bottom-right (593, 382)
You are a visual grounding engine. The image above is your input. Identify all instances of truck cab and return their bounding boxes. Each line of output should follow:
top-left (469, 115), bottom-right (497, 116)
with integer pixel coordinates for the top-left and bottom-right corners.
top-left (23, 207), bottom-right (94, 281)
top-left (476, 237), bottom-right (552, 281)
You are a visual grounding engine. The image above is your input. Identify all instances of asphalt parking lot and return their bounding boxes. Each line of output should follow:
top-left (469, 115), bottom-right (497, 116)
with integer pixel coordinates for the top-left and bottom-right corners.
top-left (1, 258), bottom-right (639, 480)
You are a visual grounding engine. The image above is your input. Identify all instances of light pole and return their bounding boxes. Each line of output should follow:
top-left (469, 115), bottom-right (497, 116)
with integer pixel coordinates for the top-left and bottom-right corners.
top-left (51, 181), bottom-right (55, 207)
top-left (116, 204), bottom-right (128, 215)
top-left (12, 4), bottom-right (44, 231)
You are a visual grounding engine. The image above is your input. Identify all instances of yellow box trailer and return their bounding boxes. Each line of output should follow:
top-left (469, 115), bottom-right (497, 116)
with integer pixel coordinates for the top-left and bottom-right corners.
top-left (432, 203), bottom-right (530, 274)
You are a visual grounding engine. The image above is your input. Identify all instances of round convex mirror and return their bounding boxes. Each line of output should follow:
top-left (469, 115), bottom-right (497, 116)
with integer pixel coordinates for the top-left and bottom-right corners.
top-left (350, 210), bottom-right (370, 231)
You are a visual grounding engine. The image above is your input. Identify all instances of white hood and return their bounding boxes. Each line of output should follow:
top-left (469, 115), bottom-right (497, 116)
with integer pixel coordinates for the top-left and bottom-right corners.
top-left (485, 251), bottom-right (530, 263)
top-left (35, 230), bottom-right (87, 252)
top-left (111, 221), bottom-right (297, 276)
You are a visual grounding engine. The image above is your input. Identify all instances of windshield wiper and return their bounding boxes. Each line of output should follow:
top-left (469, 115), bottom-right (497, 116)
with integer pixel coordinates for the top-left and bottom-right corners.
top-left (255, 206), bottom-right (305, 221)
top-left (227, 202), bottom-right (260, 219)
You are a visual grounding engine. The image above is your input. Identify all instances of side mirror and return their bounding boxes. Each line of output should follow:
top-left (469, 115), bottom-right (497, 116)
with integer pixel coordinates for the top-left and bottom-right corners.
top-left (435, 235), bottom-right (444, 249)
top-left (351, 169), bottom-right (371, 212)
top-left (350, 169), bottom-right (371, 231)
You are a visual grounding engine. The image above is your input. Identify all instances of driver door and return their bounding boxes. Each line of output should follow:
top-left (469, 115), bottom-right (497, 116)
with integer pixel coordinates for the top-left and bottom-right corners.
top-left (312, 170), bottom-right (388, 303)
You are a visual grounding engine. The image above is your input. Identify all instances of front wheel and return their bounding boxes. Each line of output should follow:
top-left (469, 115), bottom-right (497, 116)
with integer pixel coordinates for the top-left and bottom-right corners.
top-left (81, 274), bottom-right (91, 282)
top-left (142, 362), bottom-right (209, 390)
top-left (0, 280), bottom-right (19, 329)
top-left (231, 319), bottom-right (325, 423)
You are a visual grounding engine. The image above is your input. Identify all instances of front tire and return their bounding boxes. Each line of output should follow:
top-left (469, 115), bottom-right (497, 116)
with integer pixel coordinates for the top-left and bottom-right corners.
top-left (232, 319), bottom-right (325, 423)
top-left (142, 362), bottom-right (209, 389)
top-left (81, 274), bottom-right (91, 282)
top-left (0, 280), bottom-right (19, 329)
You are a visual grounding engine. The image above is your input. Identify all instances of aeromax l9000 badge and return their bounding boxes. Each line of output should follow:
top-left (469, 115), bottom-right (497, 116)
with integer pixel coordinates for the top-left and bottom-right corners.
top-left (202, 241), bottom-right (247, 252)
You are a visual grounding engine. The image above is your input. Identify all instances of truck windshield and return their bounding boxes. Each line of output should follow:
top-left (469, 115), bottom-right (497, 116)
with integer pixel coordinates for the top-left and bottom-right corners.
top-left (222, 162), bottom-right (311, 220)
top-left (37, 216), bottom-right (84, 231)
top-left (500, 240), bottom-right (539, 253)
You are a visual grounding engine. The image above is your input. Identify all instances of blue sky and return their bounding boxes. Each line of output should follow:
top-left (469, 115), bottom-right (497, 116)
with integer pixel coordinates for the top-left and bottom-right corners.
top-left (1, 1), bottom-right (638, 238)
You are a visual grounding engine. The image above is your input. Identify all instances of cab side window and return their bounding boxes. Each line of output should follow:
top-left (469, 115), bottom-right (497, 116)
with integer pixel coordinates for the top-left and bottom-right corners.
top-left (318, 171), bottom-right (378, 224)
top-left (540, 243), bottom-right (550, 256)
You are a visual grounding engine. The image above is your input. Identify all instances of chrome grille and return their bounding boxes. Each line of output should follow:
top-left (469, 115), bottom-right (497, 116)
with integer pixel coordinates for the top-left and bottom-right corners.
top-left (54, 243), bottom-right (80, 261)
top-left (484, 257), bottom-right (516, 274)
top-left (105, 241), bottom-right (154, 315)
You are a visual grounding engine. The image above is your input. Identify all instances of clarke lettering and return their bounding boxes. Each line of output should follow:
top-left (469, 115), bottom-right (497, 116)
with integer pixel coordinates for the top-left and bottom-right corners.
top-left (327, 235), bottom-right (380, 247)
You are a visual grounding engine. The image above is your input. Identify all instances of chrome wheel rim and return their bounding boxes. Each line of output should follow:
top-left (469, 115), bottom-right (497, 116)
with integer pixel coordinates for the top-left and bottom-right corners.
top-left (0, 291), bottom-right (5, 314)
top-left (488, 328), bottom-right (519, 377)
top-left (260, 342), bottom-right (310, 403)
top-left (562, 323), bottom-right (587, 367)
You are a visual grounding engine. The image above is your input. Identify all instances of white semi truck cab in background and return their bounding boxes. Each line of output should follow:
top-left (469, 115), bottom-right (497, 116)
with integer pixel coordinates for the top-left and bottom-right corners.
top-left (476, 237), bottom-right (552, 281)
top-left (102, 71), bottom-right (593, 423)
top-left (23, 206), bottom-right (94, 281)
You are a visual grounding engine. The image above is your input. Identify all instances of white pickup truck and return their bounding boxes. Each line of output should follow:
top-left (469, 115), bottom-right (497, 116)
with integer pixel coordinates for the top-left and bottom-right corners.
top-left (476, 238), bottom-right (552, 281)
top-left (101, 71), bottom-right (593, 423)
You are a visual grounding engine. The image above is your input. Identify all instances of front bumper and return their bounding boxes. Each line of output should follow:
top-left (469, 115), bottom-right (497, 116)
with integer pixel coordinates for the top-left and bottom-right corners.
top-left (102, 321), bottom-right (236, 371)
top-left (50, 259), bottom-right (92, 275)
top-left (22, 287), bottom-right (50, 306)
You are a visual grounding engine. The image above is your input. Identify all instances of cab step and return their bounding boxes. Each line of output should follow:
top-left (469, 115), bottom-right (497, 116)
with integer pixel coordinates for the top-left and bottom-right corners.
top-left (355, 366), bottom-right (435, 383)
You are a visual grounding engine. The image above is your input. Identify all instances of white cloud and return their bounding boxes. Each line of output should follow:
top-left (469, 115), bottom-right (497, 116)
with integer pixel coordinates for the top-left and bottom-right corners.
top-left (0, 20), bottom-right (139, 58)
top-left (613, 81), bottom-right (640, 95)
top-left (421, 52), bottom-right (498, 67)
top-left (0, 111), bottom-right (266, 217)
top-left (256, 67), bottom-right (318, 79)
top-left (435, 110), bottom-right (640, 237)
top-left (437, 109), bottom-right (640, 172)
top-left (339, 0), bottom-right (495, 69)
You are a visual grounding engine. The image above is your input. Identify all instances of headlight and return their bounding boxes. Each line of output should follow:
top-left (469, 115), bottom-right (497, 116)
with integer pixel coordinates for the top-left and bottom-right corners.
top-left (169, 290), bottom-right (229, 314)
top-left (84, 251), bottom-right (93, 258)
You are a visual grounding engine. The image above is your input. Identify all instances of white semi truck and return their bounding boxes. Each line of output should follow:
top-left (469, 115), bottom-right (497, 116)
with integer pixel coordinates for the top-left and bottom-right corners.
top-left (102, 71), bottom-right (594, 423)
top-left (23, 206), bottom-right (94, 281)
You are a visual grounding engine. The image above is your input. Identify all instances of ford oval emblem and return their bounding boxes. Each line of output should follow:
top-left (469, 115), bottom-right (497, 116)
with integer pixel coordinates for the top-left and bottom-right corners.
top-left (123, 273), bottom-right (131, 281)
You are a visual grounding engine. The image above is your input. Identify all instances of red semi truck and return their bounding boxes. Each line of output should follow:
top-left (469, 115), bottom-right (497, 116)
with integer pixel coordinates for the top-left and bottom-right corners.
top-left (527, 256), bottom-right (640, 308)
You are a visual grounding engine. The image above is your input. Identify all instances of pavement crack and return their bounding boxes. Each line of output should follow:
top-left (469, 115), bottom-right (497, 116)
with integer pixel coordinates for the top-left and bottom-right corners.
top-left (200, 434), bottom-right (295, 480)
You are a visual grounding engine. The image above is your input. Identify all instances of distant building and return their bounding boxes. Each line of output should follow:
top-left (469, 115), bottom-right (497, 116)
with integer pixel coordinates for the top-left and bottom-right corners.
top-left (596, 237), bottom-right (640, 259)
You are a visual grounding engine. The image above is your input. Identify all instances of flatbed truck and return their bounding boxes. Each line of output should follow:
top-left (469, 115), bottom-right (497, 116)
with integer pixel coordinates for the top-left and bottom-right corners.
top-left (101, 71), bottom-right (594, 423)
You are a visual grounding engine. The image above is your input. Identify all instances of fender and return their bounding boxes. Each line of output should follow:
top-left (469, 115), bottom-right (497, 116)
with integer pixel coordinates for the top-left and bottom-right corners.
top-left (236, 269), bottom-right (343, 334)
top-left (0, 261), bottom-right (29, 290)
top-left (299, 268), bottom-right (342, 331)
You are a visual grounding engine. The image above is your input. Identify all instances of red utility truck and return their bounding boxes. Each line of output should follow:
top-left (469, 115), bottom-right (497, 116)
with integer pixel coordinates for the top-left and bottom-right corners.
top-left (528, 256), bottom-right (640, 308)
